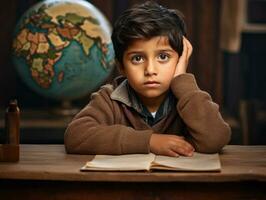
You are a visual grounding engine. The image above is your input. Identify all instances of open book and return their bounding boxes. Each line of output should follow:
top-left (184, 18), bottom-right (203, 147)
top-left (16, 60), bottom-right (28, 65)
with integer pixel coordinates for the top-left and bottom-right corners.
top-left (80, 152), bottom-right (221, 172)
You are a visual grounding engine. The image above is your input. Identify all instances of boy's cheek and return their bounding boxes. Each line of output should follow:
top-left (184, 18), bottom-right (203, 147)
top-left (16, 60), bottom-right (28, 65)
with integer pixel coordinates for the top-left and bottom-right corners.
top-left (116, 62), bottom-right (125, 75)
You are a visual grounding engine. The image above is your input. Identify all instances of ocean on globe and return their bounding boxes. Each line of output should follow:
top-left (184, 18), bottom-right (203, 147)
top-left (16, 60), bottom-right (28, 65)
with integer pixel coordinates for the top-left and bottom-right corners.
top-left (12, 0), bottom-right (115, 100)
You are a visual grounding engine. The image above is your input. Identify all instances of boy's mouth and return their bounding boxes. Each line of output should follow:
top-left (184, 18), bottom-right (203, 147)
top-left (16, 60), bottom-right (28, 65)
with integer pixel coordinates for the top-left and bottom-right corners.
top-left (143, 81), bottom-right (160, 87)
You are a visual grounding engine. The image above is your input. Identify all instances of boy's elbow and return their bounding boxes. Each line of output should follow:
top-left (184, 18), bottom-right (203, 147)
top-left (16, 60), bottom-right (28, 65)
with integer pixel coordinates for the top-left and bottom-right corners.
top-left (194, 123), bottom-right (232, 154)
top-left (64, 124), bottom-right (80, 154)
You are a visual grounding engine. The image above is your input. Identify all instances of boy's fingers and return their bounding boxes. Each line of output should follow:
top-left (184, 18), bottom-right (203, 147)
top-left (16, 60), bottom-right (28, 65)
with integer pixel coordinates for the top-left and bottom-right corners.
top-left (171, 145), bottom-right (193, 157)
top-left (182, 37), bottom-right (193, 60)
top-left (186, 40), bottom-right (193, 58)
top-left (165, 150), bottom-right (179, 157)
top-left (184, 38), bottom-right (192, 59)
top-left (182, 36), bottom-right (188, 59)
top-left (174, 37), bottom-right (191, 76)
top-left (172, 138), bottom-right (195, 153)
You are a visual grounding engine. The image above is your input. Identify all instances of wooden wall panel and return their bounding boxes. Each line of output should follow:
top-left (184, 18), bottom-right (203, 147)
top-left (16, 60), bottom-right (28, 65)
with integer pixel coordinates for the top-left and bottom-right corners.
top-left (0, 0), bottom-right (18, 108)
top-left (90, 0), bottom-right (114, 23)
top-left (192, 0), bottom-right (223, 104)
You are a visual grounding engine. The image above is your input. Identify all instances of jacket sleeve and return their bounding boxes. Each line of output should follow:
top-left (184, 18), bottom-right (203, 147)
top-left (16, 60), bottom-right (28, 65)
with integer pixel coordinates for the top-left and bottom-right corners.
top-left (171, 73), bottom-right (231, 153)
top-left (64, 85), bottom-right (153, 155)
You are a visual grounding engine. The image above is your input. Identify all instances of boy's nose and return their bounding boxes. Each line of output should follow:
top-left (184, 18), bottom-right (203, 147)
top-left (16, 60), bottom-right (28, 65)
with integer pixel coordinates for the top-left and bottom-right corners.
top-left (144, 60), bottom-right (157, 76)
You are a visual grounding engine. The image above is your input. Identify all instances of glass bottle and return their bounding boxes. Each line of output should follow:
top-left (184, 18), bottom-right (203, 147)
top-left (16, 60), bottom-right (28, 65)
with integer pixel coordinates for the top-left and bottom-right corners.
top-left (5, 99), bottom-right (20, 145)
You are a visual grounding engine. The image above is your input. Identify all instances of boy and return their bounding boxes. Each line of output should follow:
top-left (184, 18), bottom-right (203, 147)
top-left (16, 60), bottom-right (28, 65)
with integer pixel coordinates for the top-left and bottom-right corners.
top-left (64, 1), bottom-right (231, 157)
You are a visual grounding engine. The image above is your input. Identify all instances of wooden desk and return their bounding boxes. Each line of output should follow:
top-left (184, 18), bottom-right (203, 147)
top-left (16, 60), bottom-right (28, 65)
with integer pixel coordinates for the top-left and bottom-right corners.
top-left (0, 145), bottom-right (265, 200)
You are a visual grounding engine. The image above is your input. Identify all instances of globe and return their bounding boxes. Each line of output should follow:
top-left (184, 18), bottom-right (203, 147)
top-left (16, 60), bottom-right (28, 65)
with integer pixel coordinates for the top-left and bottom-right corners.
top-left (12, 0), bottom-right (115, 100)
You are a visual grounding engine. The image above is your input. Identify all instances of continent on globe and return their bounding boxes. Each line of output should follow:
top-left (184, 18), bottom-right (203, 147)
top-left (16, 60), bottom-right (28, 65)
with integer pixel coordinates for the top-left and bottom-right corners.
top-left (12, 0), bottom-right (115, 100)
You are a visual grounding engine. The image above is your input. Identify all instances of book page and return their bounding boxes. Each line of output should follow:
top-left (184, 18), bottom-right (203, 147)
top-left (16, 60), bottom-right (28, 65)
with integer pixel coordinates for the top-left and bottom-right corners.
top-left (152, 153), bottom-right (221, 171)
top-left (81, 153), bottom-right (155, 171)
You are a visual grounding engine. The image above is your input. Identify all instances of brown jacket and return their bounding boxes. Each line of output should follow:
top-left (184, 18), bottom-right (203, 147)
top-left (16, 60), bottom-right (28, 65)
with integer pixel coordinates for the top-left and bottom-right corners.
top-left (64, 73), bottom-right (231, 154)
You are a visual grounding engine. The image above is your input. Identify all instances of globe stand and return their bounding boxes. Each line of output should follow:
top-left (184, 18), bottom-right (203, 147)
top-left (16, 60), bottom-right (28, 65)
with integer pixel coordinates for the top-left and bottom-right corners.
top-left (52, 100), bottom-right (79, 116)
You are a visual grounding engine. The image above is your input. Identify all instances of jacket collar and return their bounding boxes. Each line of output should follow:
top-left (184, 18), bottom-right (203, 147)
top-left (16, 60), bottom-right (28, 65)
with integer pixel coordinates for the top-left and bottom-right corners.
top-left (110, 77), bottom-right (176, 119)
top-left (110, 78), bottom-right (145, 113)
top-left (110, 79), bottom-right (132, 108)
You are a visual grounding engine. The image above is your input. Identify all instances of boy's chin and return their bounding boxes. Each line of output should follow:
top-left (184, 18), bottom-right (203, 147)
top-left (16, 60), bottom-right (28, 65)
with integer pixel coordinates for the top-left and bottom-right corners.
top-left (137, 91), bottom-right (167, 99)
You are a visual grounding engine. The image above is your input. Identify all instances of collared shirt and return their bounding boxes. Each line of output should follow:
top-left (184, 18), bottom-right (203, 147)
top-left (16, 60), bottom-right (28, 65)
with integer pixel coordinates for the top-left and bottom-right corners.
top-left (110, 79), bottom-right (176, 127)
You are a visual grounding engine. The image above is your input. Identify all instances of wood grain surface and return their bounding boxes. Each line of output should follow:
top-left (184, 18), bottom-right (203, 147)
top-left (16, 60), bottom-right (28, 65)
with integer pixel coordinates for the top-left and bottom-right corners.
top-left (0, 145), bottom-right (265, 182)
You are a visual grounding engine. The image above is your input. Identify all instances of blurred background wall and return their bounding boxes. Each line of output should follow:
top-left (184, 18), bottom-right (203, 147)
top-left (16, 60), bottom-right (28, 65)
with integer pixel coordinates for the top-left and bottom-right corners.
top-left (0, 0), bottom-right (265, 145)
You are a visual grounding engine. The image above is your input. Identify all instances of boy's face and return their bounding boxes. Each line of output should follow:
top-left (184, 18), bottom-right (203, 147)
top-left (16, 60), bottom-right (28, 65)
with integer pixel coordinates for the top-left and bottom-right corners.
top-left (120, 36), bottom-right (179, 108)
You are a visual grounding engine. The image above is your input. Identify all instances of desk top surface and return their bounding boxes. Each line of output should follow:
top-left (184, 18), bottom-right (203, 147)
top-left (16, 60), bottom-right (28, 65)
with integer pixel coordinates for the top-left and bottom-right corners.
top-left (0, 145), bottom-right (265, 182)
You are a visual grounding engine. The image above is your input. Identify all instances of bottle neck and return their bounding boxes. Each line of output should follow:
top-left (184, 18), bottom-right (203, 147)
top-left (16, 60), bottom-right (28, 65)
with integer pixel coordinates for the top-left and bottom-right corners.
top-left (7, 100), bottom-right (19, 112)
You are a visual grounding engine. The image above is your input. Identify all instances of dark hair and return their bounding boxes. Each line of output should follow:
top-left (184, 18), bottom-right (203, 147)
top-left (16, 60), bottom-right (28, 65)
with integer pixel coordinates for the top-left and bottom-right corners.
top-left (111, 1), bottom-right (187, 64)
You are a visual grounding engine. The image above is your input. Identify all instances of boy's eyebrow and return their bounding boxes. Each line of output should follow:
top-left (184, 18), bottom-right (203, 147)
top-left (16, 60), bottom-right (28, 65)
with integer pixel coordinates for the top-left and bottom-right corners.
top-left (125, 51), bottom-right (143, 55)
top-left (155, 48), bottom-right (176, 53)
top-left (125, 48), bottom-right (175, 55)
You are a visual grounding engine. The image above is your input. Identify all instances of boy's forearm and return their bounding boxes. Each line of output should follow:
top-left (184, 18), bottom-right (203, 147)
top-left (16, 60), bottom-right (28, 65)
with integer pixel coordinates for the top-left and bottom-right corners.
top-left (171, 73), bottom-right (231, 153)
top-left (64, 121), bottom-right (152, 154)
top-left (64, 88), bottom-right (153, 155)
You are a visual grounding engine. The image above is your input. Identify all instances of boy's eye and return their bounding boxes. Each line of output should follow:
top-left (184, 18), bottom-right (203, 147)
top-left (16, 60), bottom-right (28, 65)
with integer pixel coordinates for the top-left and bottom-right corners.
top-left (157, 53), bottom-right (170, 62)
top-left (131, 55), bottom-right (144, 64)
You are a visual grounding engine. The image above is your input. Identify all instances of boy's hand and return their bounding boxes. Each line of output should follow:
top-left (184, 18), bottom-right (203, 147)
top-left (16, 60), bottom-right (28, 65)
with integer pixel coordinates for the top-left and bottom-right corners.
top-left (149, 133), bottom-right (195, 157)
top-left (174, 37), bottom-right (193, 77)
